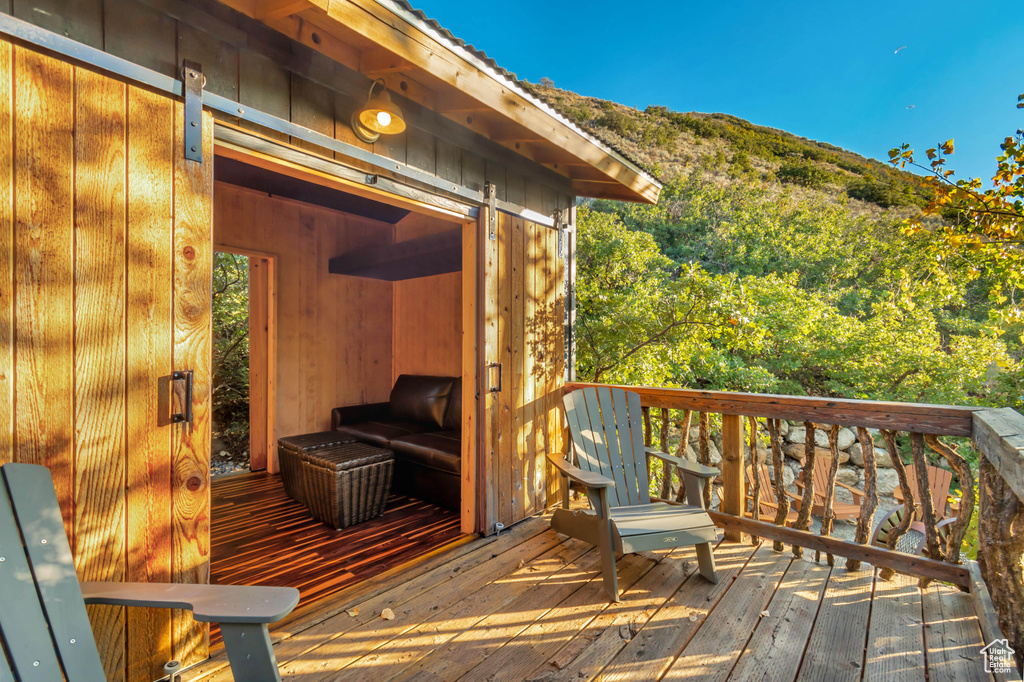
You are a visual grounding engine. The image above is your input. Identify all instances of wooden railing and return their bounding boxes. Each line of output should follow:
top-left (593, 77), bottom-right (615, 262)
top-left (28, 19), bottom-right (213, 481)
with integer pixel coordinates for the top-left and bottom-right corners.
top-left (565, 382), bottom-right (1024, 675)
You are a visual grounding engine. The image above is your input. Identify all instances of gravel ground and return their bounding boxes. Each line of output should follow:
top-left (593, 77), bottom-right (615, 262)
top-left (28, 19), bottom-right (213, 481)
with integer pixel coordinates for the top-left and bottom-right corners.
top-left (211, 449), bottom-right (250, 477)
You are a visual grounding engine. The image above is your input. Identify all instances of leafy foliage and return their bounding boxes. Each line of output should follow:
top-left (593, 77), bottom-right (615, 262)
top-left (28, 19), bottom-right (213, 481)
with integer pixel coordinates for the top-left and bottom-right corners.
top-left (579, 170), bottom-right (1023, 411)
top-left (776, 160), bottom-right (834, 189)
top-left (889, 94), bottom-right (1024, 327)
top-left (211, 252), bottom-right (250, 456)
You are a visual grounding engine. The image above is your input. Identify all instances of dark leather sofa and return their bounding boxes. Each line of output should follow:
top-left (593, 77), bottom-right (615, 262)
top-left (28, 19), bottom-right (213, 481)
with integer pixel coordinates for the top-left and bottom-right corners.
top-left (331, 374), bottom-right (461, 510)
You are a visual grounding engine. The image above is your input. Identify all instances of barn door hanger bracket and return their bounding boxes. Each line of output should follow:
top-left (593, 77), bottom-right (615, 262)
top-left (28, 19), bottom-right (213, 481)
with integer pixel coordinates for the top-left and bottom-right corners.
top-left (554, 208), bottom-right (565, 257)
top-left (182, 60), bottom-right (205, 163)
top-left (484, 183), bottom-right (497, 240)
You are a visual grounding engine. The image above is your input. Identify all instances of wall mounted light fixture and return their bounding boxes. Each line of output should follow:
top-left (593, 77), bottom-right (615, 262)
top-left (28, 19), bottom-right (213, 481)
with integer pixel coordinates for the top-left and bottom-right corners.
top-left (351, 78), bottom-right (406, 143)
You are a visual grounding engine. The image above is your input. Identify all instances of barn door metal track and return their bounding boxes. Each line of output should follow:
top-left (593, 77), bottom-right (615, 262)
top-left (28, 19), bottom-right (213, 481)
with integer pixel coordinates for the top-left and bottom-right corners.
top-left (0, 12), bottom-right (557, 228)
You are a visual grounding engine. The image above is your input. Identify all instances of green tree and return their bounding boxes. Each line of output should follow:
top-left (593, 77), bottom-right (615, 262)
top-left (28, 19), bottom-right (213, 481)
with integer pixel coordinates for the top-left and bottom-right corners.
top-left (211, 252), bottom-right (250, 455)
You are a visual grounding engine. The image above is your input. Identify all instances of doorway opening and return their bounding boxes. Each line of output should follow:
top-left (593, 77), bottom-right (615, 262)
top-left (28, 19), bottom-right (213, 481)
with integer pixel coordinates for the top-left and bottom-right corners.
top-left (211, 249), bottom-right (275, 476)
top-left (208, 147), bottom-right (471, 622)
top-left (211, 251), bottom-right (251, 476)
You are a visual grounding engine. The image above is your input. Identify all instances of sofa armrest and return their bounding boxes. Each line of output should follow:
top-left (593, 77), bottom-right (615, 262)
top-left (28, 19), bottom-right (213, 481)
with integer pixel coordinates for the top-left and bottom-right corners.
top-left (331, 402), bottom-right (390, 430)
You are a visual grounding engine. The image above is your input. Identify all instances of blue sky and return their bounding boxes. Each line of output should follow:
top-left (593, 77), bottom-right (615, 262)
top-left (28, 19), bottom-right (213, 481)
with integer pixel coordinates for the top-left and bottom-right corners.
top-left (414, 0), bottom-right (1023, 183)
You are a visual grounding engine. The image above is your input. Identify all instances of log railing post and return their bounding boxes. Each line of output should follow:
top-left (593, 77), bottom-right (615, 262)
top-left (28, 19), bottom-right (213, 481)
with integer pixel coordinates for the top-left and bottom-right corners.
top-left (720, 414), bottom-right (744, 542)
top-left (972, 408), bottom-right (1024, 671)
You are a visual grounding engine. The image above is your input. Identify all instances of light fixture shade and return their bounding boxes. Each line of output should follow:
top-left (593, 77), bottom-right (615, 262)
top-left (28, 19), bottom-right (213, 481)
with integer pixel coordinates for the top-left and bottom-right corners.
top-left (351, 81), bottom-right (406, 143)
top-left (358, 91), bottom-right (406, 135)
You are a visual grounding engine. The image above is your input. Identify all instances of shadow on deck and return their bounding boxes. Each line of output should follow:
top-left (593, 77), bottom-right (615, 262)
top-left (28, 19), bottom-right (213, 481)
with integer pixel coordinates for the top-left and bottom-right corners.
top-left (188, 511), bottom-right (992, 682)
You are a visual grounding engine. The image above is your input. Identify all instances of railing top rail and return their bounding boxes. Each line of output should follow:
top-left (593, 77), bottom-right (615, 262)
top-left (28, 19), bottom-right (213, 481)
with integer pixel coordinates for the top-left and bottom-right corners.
top-left (564, 382), bottom-right (979, 436)
top-left (973, 408), bottom-right (1024, 502)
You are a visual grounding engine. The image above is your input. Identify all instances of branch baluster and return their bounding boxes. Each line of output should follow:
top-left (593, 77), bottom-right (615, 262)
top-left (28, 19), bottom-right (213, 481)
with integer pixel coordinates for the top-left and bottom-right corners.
top-left (698, 412), bottom-right (712, 510)
top-left (911, 433), bottom-right (942, 586)
top-left (767, 418), bottom-right (790, 552)
top-left (819, 424), bottom-right (840, 564)
top-left (674, 410), bottom-right (694, 504)
top-left (924, 434), bottom-right (975, 564)
top-left (659, 408), bottom-right (672, 499)
top-left (793, 421), bottom-right (817, 558)
top-left (749, 416), bottom-right (760, 546)
top-left (848, 427), bottom-right (878, 571)
top-left (878, 429), bottom-right (916, 580)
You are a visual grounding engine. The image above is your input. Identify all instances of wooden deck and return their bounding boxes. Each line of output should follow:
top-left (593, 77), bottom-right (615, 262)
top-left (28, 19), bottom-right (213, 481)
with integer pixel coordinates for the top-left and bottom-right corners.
top-left (188, 512), bottom-right (993, 682)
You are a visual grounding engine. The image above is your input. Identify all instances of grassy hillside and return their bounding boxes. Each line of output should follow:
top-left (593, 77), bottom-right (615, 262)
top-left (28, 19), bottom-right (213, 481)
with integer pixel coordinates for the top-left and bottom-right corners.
top-left (527, 83), bottom-right (929, 214)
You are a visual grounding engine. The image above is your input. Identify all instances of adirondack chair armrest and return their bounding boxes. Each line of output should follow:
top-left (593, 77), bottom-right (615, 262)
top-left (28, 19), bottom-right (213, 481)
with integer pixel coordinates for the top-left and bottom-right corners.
top-left (644, 447), bottom-right (719, 479)
top-left (546, 452), bottom-right (614, 490)
top-left (80, 582), bottom-right (300, 624)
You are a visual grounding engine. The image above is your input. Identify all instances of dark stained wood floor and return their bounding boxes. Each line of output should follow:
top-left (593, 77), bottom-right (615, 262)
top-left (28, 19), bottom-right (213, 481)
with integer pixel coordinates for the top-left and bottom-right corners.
top-left (188, 509), bottom-right (992, 682)
top-left (209, 471), bottom-right (463, 643)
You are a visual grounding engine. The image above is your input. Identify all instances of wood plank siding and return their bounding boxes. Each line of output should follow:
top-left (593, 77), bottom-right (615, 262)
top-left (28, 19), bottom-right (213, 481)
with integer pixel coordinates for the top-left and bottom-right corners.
top-left (483, 211), bottom-right (565, 531)
top-left (3, 0), bottom-right (575, 218)
top-left (0, 39), bottom-right (214, 681)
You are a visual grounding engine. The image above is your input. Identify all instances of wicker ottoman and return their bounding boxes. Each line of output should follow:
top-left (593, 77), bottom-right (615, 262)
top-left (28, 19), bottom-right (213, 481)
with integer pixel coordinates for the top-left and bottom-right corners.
top-left (277, 431), bottom-right (355, 502)
top-left (301, 443), bottom-right (394, 529)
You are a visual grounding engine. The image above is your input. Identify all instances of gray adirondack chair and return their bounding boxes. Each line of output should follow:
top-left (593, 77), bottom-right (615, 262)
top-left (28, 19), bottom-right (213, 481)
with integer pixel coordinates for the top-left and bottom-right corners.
top-left (0, 463), bottom-right (299, 682)
top-left (549, 387), bottom-right (720, 601)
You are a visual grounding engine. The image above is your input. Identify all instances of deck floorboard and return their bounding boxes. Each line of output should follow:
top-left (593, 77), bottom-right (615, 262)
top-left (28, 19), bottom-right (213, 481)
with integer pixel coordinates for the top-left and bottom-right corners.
top-left (186, 508), bottom-right (993, 682)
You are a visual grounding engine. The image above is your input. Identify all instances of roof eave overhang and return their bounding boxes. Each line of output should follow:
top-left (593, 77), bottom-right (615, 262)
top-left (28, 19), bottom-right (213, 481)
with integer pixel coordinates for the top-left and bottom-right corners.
top-left (216, 0), bottom-right (662, 204)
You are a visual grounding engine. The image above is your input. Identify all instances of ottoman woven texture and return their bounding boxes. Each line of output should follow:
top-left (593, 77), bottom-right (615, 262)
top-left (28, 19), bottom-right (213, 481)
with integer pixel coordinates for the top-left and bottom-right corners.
top-left (277, 431), bottom-right (354, 502)
top-left (301, 443), bottom-right (394, 529)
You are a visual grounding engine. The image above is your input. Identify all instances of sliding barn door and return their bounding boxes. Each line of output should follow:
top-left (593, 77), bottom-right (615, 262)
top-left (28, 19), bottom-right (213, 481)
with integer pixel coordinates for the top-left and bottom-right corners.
top-left (0, 41), bottom-right (213, 681)
top-left (482, 210), bottom-right (565, 533)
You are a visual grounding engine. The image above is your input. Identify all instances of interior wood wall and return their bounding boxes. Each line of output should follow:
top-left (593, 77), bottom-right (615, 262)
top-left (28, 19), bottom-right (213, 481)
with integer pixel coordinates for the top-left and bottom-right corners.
top-left (4, 0), bottom-right (575, 217)
top-left (0, 41), bottom-right (214, 682)
top-left (214, 182), bottom-right (397, 452)
top-left (392, 214), bottom-right (462, 382)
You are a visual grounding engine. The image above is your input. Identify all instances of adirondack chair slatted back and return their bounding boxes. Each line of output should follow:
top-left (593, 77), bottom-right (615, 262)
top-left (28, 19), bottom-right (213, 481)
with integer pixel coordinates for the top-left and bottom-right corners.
top-left (563, 387), bottom-right (650, 508)
top-left (745, 464), bottom-right (777, 516)
top-left (0, 463), bottom-right (107, 681)
top-left (809, 456), bottom-right (835, 503)
top-left (905, 464), bottom-right (954, 510)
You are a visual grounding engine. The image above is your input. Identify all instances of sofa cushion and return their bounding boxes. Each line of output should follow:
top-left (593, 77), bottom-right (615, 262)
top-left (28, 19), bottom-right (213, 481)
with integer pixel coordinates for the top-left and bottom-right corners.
top-left (442, 378), bottom-right (462, 431)
top-left (389, 375), bottom-right (455, 429)
top-left (390, 431), bottom-right (461, 474)
top-left (335, 420), bottom-right (430, 448)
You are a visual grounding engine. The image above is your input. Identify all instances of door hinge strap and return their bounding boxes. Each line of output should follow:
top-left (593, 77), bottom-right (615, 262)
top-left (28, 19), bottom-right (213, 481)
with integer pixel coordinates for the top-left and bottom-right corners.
top-left (182, 60), bottom-right (204, 163)
top-left (484, 183), bottom-right (497, 241)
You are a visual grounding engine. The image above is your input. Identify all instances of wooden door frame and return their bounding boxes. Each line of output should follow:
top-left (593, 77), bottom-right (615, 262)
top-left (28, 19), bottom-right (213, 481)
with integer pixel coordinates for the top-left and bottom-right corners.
top-left (212, 244), bottom-right (279, 473)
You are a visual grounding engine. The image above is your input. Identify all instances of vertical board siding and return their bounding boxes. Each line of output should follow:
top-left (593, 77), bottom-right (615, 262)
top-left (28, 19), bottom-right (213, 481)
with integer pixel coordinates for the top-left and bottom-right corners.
top-left (486, 212), bottom-right (564, 529)
top-left (125, 84), bottom-right (175, 681)
top-left (73, 67), bottom-right (128, 682)
top-left (1, 40), bottom-right (213, 681)
top-left (13, 46), bottom-right (75, 534)
top-left (483, 206), bottom-right (499, 533)
top-left (0, 40), bottom-right (11, 468)
top-left (171, 100), bottom-right (214, 667)
top-left (497, 211), bottom-right (512, 526)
